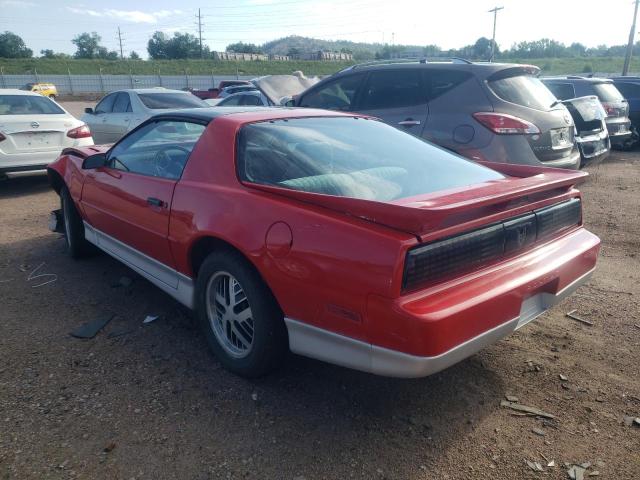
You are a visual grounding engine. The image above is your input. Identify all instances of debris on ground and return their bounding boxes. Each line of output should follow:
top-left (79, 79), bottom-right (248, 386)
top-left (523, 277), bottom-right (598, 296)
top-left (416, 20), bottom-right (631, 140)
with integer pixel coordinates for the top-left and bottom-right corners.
top-left (525, 459), bottom-right (544, 471)
top-left (103, 442), bottom-right (116, 453)
top-left (500, 400), bottom-right (555, 419)
top-left (505, 395), bottom-right (519, 402)
top-left (70, 314), bottom-right (115, 339)
top-left (566, 309), bottom-right (594, 326)
top-left (568, 464), bottom-right (587, 480)
top-left (623, 415), bottom-right (640, 427)
top-left (26, 262), bottom-right (58, 288)
top-left (560, 374), bottom-right (569, 381)
top-left (143, 315), bottom-right (160, 324)
top-left (532, 427), bottom-right (545, 436)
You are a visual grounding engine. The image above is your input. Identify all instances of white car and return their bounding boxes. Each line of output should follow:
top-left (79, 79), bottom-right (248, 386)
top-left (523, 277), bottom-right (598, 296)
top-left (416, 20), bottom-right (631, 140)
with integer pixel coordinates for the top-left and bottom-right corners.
top-left (0, 89), bottom-right (93, 177)
top-left (81, 88), bottom-right (209, 144)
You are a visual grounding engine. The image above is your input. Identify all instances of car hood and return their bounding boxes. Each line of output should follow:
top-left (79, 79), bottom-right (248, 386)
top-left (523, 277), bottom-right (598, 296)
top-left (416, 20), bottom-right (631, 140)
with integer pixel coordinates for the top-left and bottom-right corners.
top-left (245, 162), bottom-right (588, 240)
top-left (252, 74), bottom-right (321, 105)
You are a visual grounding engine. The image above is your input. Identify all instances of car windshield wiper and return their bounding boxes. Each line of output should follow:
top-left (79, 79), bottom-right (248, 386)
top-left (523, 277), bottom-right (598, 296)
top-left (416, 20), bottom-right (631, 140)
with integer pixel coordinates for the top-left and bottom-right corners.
top-left (550, 100), bottom-right (562, 108)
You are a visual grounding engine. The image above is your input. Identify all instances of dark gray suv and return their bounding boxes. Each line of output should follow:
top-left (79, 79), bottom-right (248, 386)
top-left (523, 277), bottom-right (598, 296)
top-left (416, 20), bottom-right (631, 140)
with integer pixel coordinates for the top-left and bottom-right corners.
top-left (294, 60), bottom-right (580, 169)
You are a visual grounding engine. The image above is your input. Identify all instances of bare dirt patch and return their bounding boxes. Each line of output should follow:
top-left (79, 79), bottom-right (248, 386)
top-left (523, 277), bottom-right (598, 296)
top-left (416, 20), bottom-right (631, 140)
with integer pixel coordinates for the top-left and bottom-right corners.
top-left (0, 153), bottom-right (638, 479)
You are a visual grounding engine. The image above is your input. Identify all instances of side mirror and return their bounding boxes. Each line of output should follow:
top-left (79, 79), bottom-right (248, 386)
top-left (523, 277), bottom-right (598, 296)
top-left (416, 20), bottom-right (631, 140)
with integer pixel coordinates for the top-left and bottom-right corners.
top-left (283, 99), bottom-right (295, 107)
top-left (82, 153), bottom-right (107, 170)
top-left (84, 107), bottom-right (94, 114)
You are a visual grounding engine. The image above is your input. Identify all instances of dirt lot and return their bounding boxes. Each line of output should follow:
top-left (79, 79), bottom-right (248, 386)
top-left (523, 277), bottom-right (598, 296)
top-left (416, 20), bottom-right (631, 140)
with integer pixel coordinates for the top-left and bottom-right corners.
top-left (1, 147), bottom-right (639, 479)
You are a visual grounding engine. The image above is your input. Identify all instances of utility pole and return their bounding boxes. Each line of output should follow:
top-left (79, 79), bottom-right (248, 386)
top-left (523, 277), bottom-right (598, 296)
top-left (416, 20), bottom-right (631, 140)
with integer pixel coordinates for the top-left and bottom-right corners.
top-left (623, 0), bottom-right (640, 75)
top-left (488, 6), bottom-right (504, 62)
top-left (196, 8), bottom-right (204, 59)
top-left (117, 26), bottom-right (124, 59)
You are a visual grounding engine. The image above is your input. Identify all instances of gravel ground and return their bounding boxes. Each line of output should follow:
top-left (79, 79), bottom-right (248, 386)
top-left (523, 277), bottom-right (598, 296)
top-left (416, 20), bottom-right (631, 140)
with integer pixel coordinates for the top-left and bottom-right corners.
top-left (1, 140), bottom-right (639, 478)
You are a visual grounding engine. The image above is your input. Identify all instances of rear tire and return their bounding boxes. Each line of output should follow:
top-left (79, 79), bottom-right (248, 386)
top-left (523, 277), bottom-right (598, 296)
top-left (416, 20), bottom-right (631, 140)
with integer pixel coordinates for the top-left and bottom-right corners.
top-left (60, 186), bottom-right (92, 258)
top-left (195, 250), bottom-right (288, 377)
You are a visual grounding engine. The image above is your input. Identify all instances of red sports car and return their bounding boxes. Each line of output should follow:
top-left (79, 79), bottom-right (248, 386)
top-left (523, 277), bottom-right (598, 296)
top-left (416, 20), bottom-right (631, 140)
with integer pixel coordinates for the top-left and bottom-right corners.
top-left (47, 107), bottom-right (600, 378)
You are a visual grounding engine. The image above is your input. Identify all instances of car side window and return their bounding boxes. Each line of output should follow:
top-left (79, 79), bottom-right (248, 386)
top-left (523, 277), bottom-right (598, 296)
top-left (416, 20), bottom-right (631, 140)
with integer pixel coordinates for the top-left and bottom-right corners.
top-left (360, 70), bottom-right (426, 110)
top-left (112, 92), bottom-right (132, 113)
top-left (107, 120), bottom-right (206, 180)
top-left (425, 70), bottom-right (473, 101)
top-left (95, 93), bottom-right (117, 114)
top-left (219, 95), bottom-right (243, 106)
top-left (299, 74), bottom-right (365, 111)
top-left (241, 94), bottom-right (262, 106)
top-left (545, 82), bottom-right (575, 100)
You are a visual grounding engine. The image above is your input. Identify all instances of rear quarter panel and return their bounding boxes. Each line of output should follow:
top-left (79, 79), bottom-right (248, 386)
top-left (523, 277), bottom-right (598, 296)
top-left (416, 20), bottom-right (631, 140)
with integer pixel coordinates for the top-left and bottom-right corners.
top-left (170, 115), bottom-right (415, 342)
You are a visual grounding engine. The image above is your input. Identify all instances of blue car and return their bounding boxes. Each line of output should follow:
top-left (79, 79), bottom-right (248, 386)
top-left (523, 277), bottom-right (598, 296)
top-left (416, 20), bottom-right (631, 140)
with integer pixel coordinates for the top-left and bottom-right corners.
top-left (611, 77), bottom-right (640, 147)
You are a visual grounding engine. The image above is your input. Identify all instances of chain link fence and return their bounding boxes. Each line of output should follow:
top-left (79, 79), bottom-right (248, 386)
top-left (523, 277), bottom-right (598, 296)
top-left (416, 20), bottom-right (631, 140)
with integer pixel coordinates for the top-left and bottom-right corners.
top-left (0, 73), bottom-right (255, 95)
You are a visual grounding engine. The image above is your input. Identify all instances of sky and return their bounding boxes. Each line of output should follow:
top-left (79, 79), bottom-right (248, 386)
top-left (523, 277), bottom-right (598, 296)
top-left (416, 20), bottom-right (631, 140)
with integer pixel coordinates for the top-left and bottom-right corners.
top-left (0, 0), bottom-right (636, 58)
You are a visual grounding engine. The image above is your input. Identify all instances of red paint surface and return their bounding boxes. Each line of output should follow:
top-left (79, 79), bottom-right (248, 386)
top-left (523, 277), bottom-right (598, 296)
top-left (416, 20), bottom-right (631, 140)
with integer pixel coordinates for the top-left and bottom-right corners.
top-left (48, 110), bottom-right (600, 357)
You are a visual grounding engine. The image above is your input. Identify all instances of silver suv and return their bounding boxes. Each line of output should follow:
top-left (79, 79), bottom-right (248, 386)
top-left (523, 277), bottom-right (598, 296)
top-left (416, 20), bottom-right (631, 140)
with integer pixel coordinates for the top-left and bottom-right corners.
top-left (294, 59), bottom-right (580, 169)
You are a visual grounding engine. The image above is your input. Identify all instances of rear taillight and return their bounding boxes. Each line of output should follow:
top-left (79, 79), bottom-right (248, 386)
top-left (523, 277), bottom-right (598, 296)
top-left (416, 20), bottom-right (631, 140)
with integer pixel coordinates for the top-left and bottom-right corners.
top-left (601, 102), bottom-right (615, 117)
top-left (67, 124), bottom-right (92, 139)
top-left (0, 132), bottom-right (5, 142)
top-left (473, 112), bottom-right (541, 135)
top-left (402, 198), bottom-right (582, 292)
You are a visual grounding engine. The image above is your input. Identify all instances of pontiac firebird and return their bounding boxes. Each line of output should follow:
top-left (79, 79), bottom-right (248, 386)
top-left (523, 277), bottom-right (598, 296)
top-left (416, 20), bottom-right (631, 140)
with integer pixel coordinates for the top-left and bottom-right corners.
top-left (47, 107), bottom-right (600, 378)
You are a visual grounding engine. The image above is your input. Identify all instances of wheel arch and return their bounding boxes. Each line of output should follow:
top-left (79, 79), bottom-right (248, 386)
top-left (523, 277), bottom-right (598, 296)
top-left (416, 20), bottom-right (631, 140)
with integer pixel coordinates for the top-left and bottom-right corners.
top-left (189, 234), bottom-right (285, 315)
top-left (47, 167), bottom-right (65, 195)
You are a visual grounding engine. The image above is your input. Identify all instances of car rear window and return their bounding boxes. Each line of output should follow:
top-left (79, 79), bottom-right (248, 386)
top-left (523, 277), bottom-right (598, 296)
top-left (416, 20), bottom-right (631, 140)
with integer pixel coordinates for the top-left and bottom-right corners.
top-left (237, 117), bottom-right (504, 202)
top-left (592, 83), bottom-right (624, 102)
top-left (489, 75), bottom-right (557, 110)
top-left (0, 95), bottom-right (64, 115)
top-left (614, 82), bottom-right (640, 98)
top-left (544, 82), bottom-right (576, 100)
top-left (138, 92), bottom-right (208, 109)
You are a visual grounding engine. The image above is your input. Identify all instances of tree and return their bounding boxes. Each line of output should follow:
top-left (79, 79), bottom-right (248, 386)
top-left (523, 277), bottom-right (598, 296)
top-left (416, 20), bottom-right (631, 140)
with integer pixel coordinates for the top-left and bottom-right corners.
top-left (72, 32), bottom-right (102, 59)
top-left (147, 31), bottom-right (206, 59)
top-left (71, 32), bottom-right (118, 59)
top-left (0, 31), bottom-right (32, 58)
top-left (40, 49), bottom-right (70, 59)
top-left (129, 51), bottom-right (141, 60)
top-left (226, 42), bottom-right (262, 54)
top-left (472, 37), bottom-right (494, 60)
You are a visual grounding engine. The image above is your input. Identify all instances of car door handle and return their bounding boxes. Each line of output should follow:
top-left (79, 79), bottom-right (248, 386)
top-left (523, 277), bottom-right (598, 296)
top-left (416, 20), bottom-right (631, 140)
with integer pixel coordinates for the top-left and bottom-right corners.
top-left (398, 119), bottom-right (421, 126)
top-left (146, 197), bottom-right (165, 208)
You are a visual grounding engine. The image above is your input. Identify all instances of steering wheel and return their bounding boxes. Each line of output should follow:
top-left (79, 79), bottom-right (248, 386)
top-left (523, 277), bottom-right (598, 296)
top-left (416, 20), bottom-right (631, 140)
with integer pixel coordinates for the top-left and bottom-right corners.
top-left (152, 146), bottom-right (191, 179)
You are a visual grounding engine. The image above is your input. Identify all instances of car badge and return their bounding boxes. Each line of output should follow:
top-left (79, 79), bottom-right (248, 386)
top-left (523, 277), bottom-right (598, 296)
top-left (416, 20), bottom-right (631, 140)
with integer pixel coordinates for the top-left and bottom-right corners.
top-left (563, 114), bottom-right (571, 125)
top-left (31, 121), bottom-right (40, 129)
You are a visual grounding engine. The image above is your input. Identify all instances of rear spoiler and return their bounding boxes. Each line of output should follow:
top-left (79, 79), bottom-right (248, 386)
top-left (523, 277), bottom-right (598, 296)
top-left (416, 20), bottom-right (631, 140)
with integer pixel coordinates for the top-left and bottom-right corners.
top-left (245, 162), bottom-right (587, 239)
top-left (487, 65), bottom-right (541, 81)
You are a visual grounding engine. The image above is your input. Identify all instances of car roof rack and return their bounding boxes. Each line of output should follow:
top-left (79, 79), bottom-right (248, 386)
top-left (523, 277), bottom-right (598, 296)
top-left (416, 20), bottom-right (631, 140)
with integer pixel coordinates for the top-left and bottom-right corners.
top-left (341, 57), bottom-right (472, 72)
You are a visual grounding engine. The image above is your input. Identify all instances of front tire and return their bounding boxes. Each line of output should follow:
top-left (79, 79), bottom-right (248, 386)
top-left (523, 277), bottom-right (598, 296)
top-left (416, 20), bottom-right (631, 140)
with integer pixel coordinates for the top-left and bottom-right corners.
top-left (60, 186), bottom-right (92, 258)
top-left (195, 250), bottom-right (288, 377)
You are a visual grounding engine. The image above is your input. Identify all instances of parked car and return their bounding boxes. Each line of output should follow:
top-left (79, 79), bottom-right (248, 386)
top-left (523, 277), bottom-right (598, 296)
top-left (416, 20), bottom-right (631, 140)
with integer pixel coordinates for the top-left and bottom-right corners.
top-left (47, 108), bottom-right (600, 378)
top-left (19, 82), bottom-right (58, 98)
top-left (542, 77), bottom-right (632, 149)
top-left (215, 90), bottom-right (272, 107)
top-left (0, 89), bottom-right (93, 178)
top-left (561, 96), bottom-right (610, 166)
top-left (218, 80), bottom-right (252, 90)
top-left (81, 88), bottom-right (209, 144)
top-left (610, 77), bottom-right (640, 147)
top-left (217, 84), bottom-right (259, 99)
top-left (184, 87), bottom-right (220, 100)
top-left (285, 60), bottom-right (581, 169)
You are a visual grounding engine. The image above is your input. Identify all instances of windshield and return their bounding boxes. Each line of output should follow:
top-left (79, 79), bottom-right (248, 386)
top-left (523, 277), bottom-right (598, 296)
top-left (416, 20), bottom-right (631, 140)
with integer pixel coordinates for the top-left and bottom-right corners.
top-left (592, 83), bottom-right (624, 103)
top-left (489, 75), bottom-right (558, 110)
top-left (138, 92), bottom-right (208, 110)
top-left (0, 95), bottom-right (65, 115)
top-left (237, 117), bottom-right (504, 202)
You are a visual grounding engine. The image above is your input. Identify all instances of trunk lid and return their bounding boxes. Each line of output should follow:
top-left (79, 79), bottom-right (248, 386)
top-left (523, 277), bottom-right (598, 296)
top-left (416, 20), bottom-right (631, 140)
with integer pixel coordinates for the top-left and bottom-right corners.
top-left (252, 74), bottom-right (321, 105)
top-left (0, 114), bottom-right (75, 154)
top-left (561, 96), bottom-right (607, 136)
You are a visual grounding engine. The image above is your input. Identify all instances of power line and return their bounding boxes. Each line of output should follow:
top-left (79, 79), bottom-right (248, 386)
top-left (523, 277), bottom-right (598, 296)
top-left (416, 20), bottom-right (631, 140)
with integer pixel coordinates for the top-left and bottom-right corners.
top-left (488, 6), bottom-right (504, 62)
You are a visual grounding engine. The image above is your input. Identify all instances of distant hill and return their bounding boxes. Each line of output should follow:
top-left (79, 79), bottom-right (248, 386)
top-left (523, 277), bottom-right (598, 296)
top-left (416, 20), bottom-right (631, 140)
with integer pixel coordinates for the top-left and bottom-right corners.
top-left (262, 35), bottom-right (427, 61)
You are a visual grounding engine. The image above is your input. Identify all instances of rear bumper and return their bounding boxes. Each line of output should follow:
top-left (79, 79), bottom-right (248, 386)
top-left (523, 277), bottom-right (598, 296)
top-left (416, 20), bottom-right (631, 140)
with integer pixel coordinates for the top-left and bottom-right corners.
top-left (287, 227), bottom-right (600, 378)
top-left (476, 136), bottom-right (581, 170)
top-left (576, 131), bottom-right (610, 165)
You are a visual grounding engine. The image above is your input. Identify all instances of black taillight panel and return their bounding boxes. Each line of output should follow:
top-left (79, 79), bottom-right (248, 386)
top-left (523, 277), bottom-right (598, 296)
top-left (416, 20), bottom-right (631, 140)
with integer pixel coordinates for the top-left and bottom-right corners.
top-left (402, 199), bottom-right (582, 292)
top-left (535, 198), bottom-right (582, 239)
